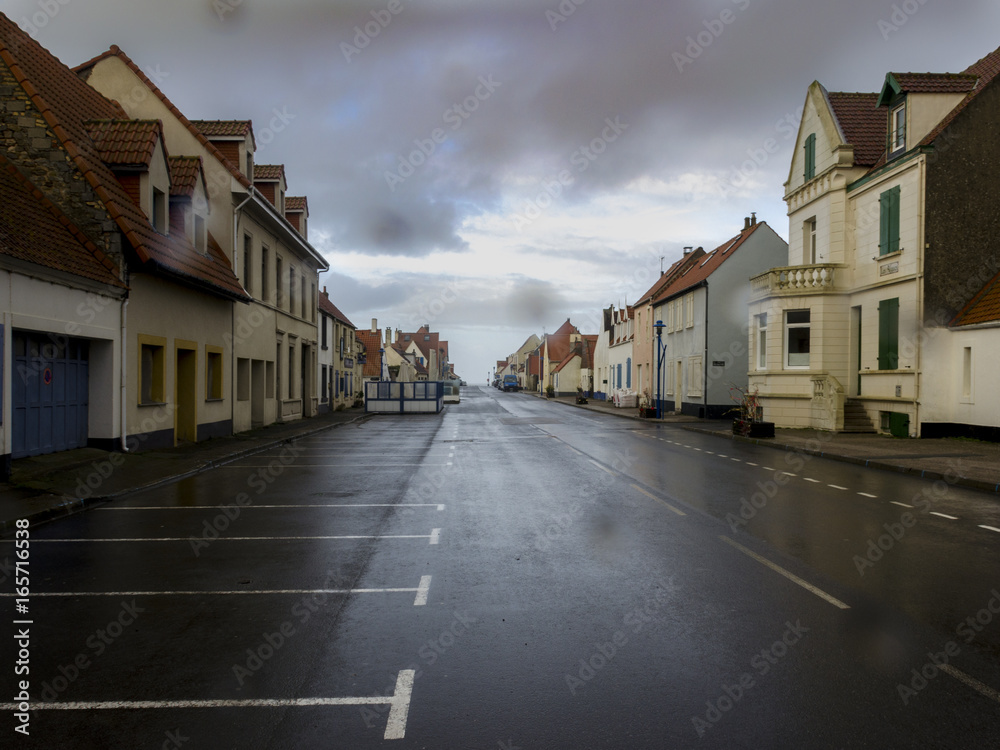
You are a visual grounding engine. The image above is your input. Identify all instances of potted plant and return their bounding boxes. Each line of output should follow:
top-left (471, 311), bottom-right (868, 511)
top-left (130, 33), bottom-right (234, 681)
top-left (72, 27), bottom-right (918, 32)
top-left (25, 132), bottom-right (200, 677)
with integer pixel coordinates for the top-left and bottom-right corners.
top-left (729, 384), bottom-right (774, 438)
top-left (546, 384), bottom-right (555, 398)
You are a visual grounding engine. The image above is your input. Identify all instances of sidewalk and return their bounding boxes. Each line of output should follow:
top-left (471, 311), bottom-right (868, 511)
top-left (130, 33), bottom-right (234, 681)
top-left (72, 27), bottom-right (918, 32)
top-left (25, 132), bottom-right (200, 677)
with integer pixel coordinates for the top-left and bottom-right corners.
top-left (0, 408), bottom-right (371, 536)
top-left (533, 392), bottom-right (1000, 494)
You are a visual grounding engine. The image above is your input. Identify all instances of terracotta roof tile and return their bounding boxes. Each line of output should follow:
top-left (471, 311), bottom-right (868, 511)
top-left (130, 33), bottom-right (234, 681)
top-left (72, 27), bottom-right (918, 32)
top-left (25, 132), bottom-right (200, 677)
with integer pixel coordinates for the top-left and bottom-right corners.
top-left (85, 119), bottom-right (162, 167)
top-left (73, 46), bottom-right (252, 191)
top-left (356, 330), bottom-right (383, 377)
top-left (826, 92), bottom-right (887, 167)
top-left (318, 289), bottom-right (355, 328)
top-left (0, 17), bottom-right (249, 301)
top-left (952, 269), bottom-right (1000, 326)
top-left (0, 155), bottom-right (125, 289)
top-left (168, 156), bottom-right (203, 197)
top-left (635, 250), bottom-right (707, 304)
top-left (254, 164), bottom-right (284, 181)
top-left (891, 72), bottom-right (978, 94)
top-left (286, 196), bottom-right (307, 212)
top-left (190, 119), bottom-right (253, 139)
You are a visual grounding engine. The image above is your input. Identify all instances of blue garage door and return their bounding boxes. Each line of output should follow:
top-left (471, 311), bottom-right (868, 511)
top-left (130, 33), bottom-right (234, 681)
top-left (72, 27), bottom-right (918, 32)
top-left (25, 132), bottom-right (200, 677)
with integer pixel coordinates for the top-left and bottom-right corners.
top-left (12, 331), bottom-right (89, 458)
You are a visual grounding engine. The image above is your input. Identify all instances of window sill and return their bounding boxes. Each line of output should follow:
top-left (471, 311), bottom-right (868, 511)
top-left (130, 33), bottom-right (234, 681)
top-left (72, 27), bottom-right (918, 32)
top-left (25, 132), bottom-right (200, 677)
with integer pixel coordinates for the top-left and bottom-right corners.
top-left (138, 401), bottom-right (167, 408)
top-left (205, 397), bottom-right (225, 403)
top-left (877, 250), bottom-right (903, 261)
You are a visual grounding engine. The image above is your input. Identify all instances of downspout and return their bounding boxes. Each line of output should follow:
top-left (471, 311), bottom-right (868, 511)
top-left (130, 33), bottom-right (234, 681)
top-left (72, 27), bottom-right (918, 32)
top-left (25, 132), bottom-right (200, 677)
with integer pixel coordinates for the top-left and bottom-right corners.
top-left (120, 295), bottom-right (129, 451)
top-left (703, 283), bottom-right (709, 419)
top-left (914, 155), bottom-right (927, 436)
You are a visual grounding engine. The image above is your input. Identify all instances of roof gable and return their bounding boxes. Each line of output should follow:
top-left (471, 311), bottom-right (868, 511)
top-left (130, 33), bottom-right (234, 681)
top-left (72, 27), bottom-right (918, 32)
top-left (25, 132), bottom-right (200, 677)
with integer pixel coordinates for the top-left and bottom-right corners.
top-left (826, 91), bottom-right (887, 167)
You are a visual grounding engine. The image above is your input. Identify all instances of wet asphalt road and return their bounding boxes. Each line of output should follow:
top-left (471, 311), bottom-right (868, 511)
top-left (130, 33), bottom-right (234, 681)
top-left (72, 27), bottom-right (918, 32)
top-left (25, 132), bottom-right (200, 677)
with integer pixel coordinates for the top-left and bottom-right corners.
top-left (2, 385), bottom-right (1000, 749)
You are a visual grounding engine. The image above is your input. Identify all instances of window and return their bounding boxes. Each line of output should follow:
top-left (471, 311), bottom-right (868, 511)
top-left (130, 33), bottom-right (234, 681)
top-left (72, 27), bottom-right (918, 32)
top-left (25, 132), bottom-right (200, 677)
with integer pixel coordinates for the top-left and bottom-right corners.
top-left (321, 317), bottom-right (329, 350)
top-left (685, 294), bottom-right (694, 328)
top-left (261, 246), bottom-right (269, 302)
top-left (152, 187), bottom-right (167, 233)
top-left (276, 257), bottom-right (284, 309)
top-left (785, 310), bottom-right (811, 368)
top-left (206, 346), bottom-right (224, 400)
top-left (195, 215), bottom-right (206, 253)
top-left (289, 265), bottom-right (297, 315)
top-left (626, 358), bottom-right (632, 389)
top-left (265, 360), bottom-right (275, 399)
top-left (288, 341), bottom-right (295, 398)
top-left (756, 313), bottom-right (767, 370)
top-left (891, 103), bottom-right (906, 152)
top-left (878, 298), bottom-right (899, 370)
top-left (311, 283), bottom-right (317, 323)
top-left (805, 218), bottom-right (817, 264)
top-left (804, 133), bottom-right (816, 181)
top-left (301, 274), bottom-right (307, 318)
top-left (237, 357), bottom-right (250, 401)
top-left (138, 337), bottom-right (166, 404)
top-left (879, 186), bottom-right (901, 256)
top-left (666, 302), bottom-right (674, 333)
top-left (243, 234), bottom-right (252, 295)
top-left (687, 356), bottom-right (703, 397)
top-left (321, 365), bottom-right (328, 403)
top-left (962, 347), bottom-right (973, 400)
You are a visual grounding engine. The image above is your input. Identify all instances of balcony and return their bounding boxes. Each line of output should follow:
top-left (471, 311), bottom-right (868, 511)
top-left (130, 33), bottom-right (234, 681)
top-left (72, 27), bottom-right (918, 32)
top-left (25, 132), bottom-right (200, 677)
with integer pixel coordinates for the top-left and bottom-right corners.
top-left (750, 263), bottom-right (845, 300)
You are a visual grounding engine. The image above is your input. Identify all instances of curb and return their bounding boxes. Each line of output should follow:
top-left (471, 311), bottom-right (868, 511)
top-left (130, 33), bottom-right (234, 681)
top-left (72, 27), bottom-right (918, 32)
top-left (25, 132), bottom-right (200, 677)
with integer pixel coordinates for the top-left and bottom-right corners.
top-left (679, 424), bottom-right (1000, 495)
top-left (0, 413), bottom-right (372, 536)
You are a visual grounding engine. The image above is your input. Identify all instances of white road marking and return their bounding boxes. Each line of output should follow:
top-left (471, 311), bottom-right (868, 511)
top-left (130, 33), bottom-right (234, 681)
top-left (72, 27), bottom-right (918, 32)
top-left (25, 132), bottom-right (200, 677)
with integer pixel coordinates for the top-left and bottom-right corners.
top-left (940, 665), bottom-right (1000, 705)
top-left (730, 458), bottom-right (741, 462)
top-left (10, 533), bottom-right (440, 544)
top-left (704, 451), bottom-right (715, 455)
top-left (930, 512), bottom-right (959, 520)
top-left (857, 492), bottom-right (878, 499)
top-left (429, 528), bottom-right (441, 545)
top-left (630, 484), bottom-right (686, 517)
top-left (762, 466), bottom-right (774, 471)
top-left (780, 472), bottom-right (797, 477)
top-left (746, 462), bottom-right (758, 467)
top-left (890, 502), bottom-right (913, 508)
top-left (0, 670), bottom-right (417, 741)
top-left (828, 485), bottom-right (848, 491)
top-left (0, 580), bottom-right (433, 603)
top-left (97, 504), bottom-right (446, 510)
top-left (590, 460), bottom-right (616, 476)
top-left (804, 478), bottom-right (820, 483)
top-left (414, 575), bottom-right (432, 606)
top-left (719, 536), bottom-right (850, 610)
top-left (979, 525), bottom-right (1000, 534)
top-left (218, 464), bottom-right (450, 468)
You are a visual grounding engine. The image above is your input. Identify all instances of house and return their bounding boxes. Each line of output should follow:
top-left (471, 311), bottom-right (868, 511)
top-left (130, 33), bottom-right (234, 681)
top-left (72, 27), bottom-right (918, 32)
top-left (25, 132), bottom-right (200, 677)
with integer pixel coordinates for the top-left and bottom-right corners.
top-left (653, 217), bottom-right (788, 418)
top-left (502, 334), bottom-right (542, 390)
top-left (632, 249), bottom-right (707, 406)
top-left (0, 14), bottom-right (253, 455)
top-left (318, 287), bottom-right (360, 411)
top-left (540, 319), bottom-right (596, 396)
top-left (76, 47), bottom-right (329, 432)
top-left (593, 305), bottom-right (634, 401)
top-left (396, 325), bottom-right (449, 381)
top-left (749, 44), bottom-right (1000, 436)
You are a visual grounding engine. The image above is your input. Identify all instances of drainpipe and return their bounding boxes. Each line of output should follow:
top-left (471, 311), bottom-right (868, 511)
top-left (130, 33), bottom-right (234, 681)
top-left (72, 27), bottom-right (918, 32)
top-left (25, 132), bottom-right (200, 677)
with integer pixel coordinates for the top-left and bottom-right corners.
top-left (120, 295), bottom-right (129, 452)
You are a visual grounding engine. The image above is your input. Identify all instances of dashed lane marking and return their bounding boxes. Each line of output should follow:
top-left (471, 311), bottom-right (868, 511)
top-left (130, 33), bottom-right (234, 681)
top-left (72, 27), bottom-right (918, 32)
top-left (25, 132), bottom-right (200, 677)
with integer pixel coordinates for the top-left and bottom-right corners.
top-left (857, 493), bottom-right (878, 499)
top-left (891, 502), bottom-right (914, 508)
top-left (630, 484), bottom-right (686, 516)
top-left (746, 462), bottom-right (758, 467)
top-left (930, 512), bottom-right (959, 520)
top-left (804, 478), bottom-right (820, 483)
top-left (590, 460), bottom-right (617, 476)
top-left (0, 670), bottom-right (417, 741)
top-left (9, 533), bottom-right (442, 544)
top-left (980, 525), bottom-right (1000, 533)
top-left (828, 485), bottom-right (848, 491)
top-left (719, 536), bottom-right (850, 610)
top-left (939, 665), bottom-right (1000, 706)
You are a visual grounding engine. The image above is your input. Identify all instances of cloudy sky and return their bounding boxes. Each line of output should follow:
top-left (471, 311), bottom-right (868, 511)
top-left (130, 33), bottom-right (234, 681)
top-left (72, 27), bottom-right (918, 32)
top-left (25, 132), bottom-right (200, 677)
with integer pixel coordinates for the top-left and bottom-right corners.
top-left (10, 0), bottom-right (1000, 381)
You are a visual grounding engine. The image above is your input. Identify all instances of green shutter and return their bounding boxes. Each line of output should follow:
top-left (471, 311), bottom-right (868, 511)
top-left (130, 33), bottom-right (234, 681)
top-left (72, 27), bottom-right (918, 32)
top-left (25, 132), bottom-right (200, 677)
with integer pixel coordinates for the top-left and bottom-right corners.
top-left (878, 298), bottom-right (899, 370)
top-left (879, 186), bottom-right (900, 256)
top-left (804, 134), bottom-right (816, 181)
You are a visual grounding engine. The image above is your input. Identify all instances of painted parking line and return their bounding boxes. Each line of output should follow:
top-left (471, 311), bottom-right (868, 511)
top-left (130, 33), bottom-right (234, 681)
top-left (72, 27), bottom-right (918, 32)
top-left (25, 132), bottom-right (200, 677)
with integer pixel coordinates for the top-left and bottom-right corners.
top-left (930, 512), bottom-right (959, 520)
top-left (0, 669), bottom-right (417, 740)
top-left (980, 525), bottom-right (1000, 534)
top-left (719, 536), bottom-right (850, 610)
top-left (590, 460), bottom-right (616, 476)
top-left (98, 504), bottom-right (447, 511)
top-left (630, 484), bottom-right (686, 517)
top-left (0, 576), bottom-right (434, 606)
top-left (939, 664), bottom-right (1000, 705)
top-left (7, 532), bottom-right (441, 544)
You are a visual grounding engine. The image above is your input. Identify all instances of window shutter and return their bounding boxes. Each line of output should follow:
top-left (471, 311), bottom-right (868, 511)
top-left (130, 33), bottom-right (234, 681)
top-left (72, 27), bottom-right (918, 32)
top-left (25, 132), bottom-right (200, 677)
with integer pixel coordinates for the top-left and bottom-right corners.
top-left (879, 187), bottom-right (900, 256)
top-left (878, 298), bottom-right (899, 370)
top-left (804, 133), bottom-right (816, 181)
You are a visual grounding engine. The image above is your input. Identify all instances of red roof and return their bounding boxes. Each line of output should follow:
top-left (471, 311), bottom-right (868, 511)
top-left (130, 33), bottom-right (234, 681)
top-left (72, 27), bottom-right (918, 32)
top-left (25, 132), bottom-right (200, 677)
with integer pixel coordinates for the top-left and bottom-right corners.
top-left (254, 164), bottom-right (285, 182)
top-left (286, 196), bottom-right (307, 213)
top-left (826, 92), bottom-right (887, 167)
top-left (0, 18), bottom-right (249, 301)
top-left (190, 119), bottom-right (253, 139)
top-left (356, 329), bottom-right (383, 377)
top-left (73, 46), bottom-right (252, 191)
top-left (890, 72), bottom-right (978, 95)
top-left (168, 156), bottom-right (203, 198)
top-left (318, 288), bottom-right (355, 328)
top-left (0, 155), bottom-right (125, 289)
top-left (653, 222), bottom-right (767, 305)
top-left (635, 250), bottom-right (707, 304)
top-left (919, 44), bottom-right (1000, 149)
top-left (85, 119), bottom-right (163, 167)
top-left (951, 269), bottom-right (1000, 326)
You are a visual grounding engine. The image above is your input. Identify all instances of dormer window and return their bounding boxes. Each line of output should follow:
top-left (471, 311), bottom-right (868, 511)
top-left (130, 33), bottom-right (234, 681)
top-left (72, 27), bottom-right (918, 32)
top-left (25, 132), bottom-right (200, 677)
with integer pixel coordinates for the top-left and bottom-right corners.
top-left (194, 214), bottom-right (206, 253)
top-left (152, 187), bottom-right (167, 233)
top-left (890, 102), bottom-right (906, 152)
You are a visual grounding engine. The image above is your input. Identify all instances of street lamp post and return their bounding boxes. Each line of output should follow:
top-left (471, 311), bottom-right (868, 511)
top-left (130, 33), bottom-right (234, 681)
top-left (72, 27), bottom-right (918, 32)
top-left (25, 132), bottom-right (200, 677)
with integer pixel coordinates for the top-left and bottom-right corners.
top-left (654, 320), bottom-right (666, 419)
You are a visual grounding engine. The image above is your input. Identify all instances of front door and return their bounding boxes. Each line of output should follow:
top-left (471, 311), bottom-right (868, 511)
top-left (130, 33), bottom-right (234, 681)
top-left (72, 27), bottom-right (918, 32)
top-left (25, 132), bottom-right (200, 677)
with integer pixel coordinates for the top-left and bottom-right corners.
top-left (174, 345), bottom-right (197, 444)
